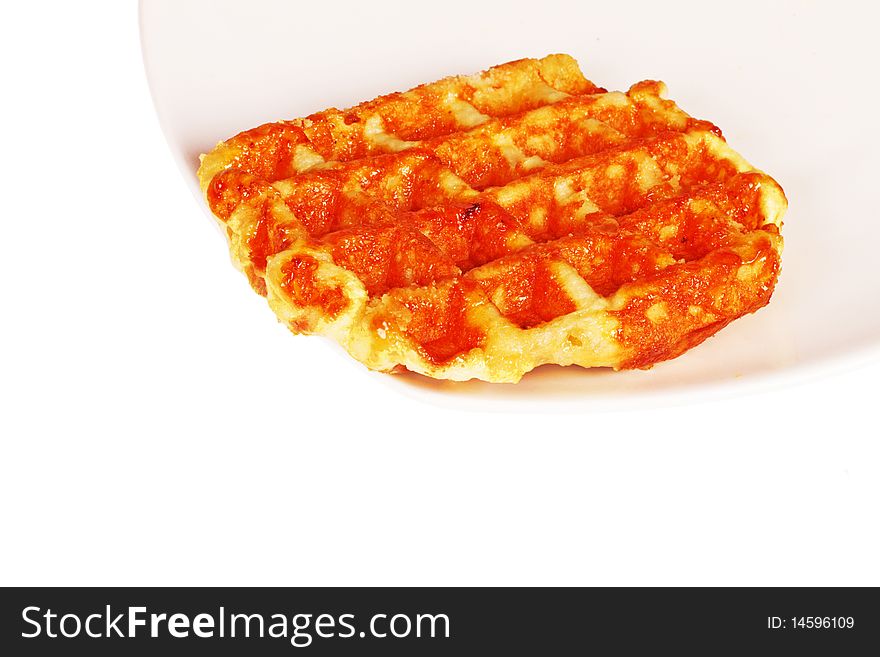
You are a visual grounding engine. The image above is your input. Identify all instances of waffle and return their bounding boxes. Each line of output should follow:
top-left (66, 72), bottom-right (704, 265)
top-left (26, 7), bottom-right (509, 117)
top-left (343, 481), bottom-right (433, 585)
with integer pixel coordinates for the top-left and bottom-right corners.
top-left (198, 54), bottom-right (787, 382)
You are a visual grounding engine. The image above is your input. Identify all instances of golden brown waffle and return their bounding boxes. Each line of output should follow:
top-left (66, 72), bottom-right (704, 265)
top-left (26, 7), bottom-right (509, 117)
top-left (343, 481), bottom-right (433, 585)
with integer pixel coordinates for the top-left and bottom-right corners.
top-left (198, 54), bottom-right (787, 382)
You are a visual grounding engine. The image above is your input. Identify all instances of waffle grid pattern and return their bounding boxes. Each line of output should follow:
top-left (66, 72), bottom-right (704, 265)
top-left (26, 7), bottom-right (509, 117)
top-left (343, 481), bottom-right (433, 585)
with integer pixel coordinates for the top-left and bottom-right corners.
top-left (198, 55), bottom-right (786, 382)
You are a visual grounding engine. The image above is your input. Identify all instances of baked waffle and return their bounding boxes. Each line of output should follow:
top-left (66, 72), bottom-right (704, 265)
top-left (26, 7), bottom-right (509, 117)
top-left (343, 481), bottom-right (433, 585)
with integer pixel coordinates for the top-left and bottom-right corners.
top-left (198, 54), bottom-right (787, 383)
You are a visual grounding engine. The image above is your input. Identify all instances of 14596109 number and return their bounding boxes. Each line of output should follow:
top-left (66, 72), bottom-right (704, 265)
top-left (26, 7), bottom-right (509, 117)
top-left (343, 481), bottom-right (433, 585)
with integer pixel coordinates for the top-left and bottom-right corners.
top-left (767, 616), bottom-right (854, 630)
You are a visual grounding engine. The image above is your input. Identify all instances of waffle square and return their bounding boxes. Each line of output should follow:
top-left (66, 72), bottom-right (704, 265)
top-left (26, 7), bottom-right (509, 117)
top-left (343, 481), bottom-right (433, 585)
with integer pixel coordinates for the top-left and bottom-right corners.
top-left (198, 54), bottom-right (786, 382)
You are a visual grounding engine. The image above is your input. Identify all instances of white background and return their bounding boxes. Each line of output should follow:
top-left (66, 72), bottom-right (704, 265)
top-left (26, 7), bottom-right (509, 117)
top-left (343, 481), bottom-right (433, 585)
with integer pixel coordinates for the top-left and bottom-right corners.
top-left (1, 1), bottom-right (878, 586)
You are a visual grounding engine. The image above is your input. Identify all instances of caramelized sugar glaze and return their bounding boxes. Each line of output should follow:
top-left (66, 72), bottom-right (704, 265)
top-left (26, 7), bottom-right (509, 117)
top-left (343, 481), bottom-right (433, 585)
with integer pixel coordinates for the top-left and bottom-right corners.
top-left (198, 55), bottom-right (786, 382)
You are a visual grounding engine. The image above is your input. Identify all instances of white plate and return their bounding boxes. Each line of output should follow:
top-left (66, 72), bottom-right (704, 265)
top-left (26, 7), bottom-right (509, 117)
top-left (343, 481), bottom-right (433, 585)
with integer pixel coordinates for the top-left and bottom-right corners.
top-left (140, 0), bottom-right (880, 408)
